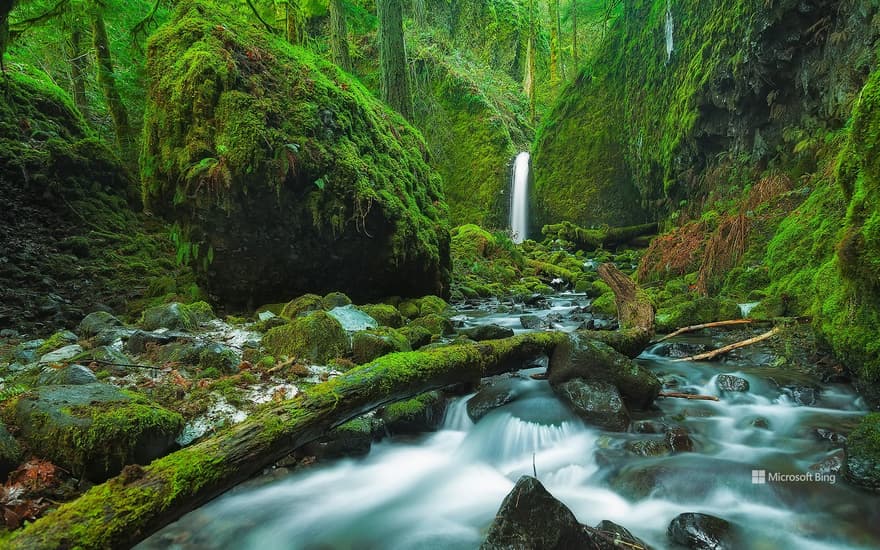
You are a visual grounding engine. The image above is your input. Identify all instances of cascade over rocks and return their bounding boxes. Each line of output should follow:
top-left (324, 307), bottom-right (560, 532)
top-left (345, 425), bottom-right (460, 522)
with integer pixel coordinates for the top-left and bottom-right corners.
top-left (142, 1), bottom-right (451, 308)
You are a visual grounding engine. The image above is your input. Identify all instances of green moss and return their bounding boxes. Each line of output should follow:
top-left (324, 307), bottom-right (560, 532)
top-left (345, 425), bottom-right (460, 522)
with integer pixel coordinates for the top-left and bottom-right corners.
top-left (409, 314), bottom-right (455, 337)
top-left (141, 301), bottom-right (214, 331)
top-left (262, 310), bottom-right (349, 363)
top-left (358, 304), bottom-right (405, 328)
top-left (280, 294), bottom-right (325, 319)
top-left (322, 292), bottom-right (352, 310)
top-left (417, 295), bottom-right (450, 316)
top-left (351, 327), bottom-right (411, 364)
top-left (35, 331), bottom-right (76, 356)
top-left (845, 413), bottom-right (880, 490)
top-left (655, 297), bottom-right (740, 333)
top-left (590, 292), bottom-right (617, 316)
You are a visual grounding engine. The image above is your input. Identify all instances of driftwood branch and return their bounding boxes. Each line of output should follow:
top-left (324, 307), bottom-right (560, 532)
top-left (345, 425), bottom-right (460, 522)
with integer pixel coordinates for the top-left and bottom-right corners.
top-left (673, 327), bottom-right (781, 362)
top-left (655, 319), bottom-right (755, 342)
top-left (658, 392), bottom-right (720, 402)
top-left (542, 221), bottom-right (658, 251)
top-left (9, 333), bottom-right (565, 549)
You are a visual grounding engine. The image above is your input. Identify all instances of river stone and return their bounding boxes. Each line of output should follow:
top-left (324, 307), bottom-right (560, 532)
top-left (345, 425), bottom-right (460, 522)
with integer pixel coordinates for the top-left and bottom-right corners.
top-left (467, 377), bottom-right (524, 423)
top-left (38, 364), bottom-right (98, 386)
top-left (300, 417), bottom-right (380, 460)
top-left (810, 450), bottom-right (845, 477)
top-left (78, 311), bottom-right (123, 338)
top-left (844, 413), bottom-right (880, 491)
top-left (665, 426), bottom-right (695, 452)
top-left (40, 344), bottom-right (83, 364)
top-left (262, 310), bottom-right (349, 363)
top-left (409, 314), bottom-right (455, 337)
top-left (667, 512), bottom-right (741, 550)
top-left (651, 342), bottom-right (710, 358)
top-left (460, 324), bottom-right (515, 341)
top-left (519, 315), bottom-right (546, 330)
top-left (553, 379), bottom-right (630, 432)
top-left (13, 383), bottom-right (183, 482)
top-left (141, 301), bottom-right (214, 331)
top-left (198, 343), bottom-right (240, 374)
top-left (716, 374), bottom-right (750, 392)
top-left (351, 327), bottom-right (410, 364)
top-left (549, 334), bottom-right (660, 409)
top-left (327, 305), bottom-right (378, 332)
top-left (594, 520), bottom-right (650, 550)
top-left (380, 391), bottom-right (448, 434)
top-left (0, 420), bottom-right (23, 479)
top-left (481, 476), bottom-right (596, 550)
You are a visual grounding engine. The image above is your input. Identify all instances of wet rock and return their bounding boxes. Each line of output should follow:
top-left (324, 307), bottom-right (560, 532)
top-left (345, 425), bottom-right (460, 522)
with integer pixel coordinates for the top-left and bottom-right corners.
top-left (553, 380), bottom-right (630, 432)
top-left (399, 325), bottom-right (433, 350)
top-left (665, 427), bottom-right (694, 453)
top-left (520, 315), bottom-right (546, 330)
top-left (0, 420), bottom-right (23, 479)
top-left (125, 330), bottom-right (188, 354)
top-left (624, 438), bottom-right (670, 457)
top-left (481, 476), bottom-right (596, 550)
top-left (549, 334), bottom-right (661, 409)
top-left (750, 417), bottom-right (770, 430)
top-left (352, 327), bottom-right (410, 364)
top-left (650, 342), bottom-right (710, 358)
top-left (577, 328), bottom-right (652, 359)
top-left (590, 317), bottom-right (618, 331)
top-left (13, 383), bottom-right (183, 482)
top-left (593, 520), bottom-right (650, 550)
top-left (667, 512), bottom-right (741, 550)
top-left (77, 311), bottom-right (123, 338)
top-left (633, 420), bottom-right (667, 434)
top-left (40, 344), bottom-right (83, 364)
top-left (38, 364), bottom-right (98, 386)
top-left (141, 301), bottom-right (214, 331)
top-left (327, 305), bottom-right (377, 332)
top-left (300, 417), bottom-right (379, 460)
top-left (467, 378), bottom-right (524, 423)
top-left (380, 391), bottom-right (448, 434)
top-left (780, 384), bottom-right (818, 406)
top-left (716, 374), bottom-right (750, 392)
top-left (460, 324), bottom-right (515, 341)
top-left (409, 314), bottom-right (455, 337)
top-left (198, 343), bottom-right (239, 374)
top-left (322, 292), bottom-right (352, 310)
top-left (844, 413), bottom-right (880, 491)
top-left (262, 311), bottom-right (349, 363)
top-left (815, 427), bottom-right (847, 445)
top-left (809, 450), bottom-right (845, 477)
top-left (523, 294), bottom-right (549, 308)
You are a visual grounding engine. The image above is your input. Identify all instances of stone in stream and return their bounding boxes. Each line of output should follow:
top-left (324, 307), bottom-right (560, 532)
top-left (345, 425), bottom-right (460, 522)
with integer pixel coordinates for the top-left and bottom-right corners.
top-left (844, 413), bottom-right (880, 491)
top-left (651, 341), bottom-right (710, 358)
top-left (665, 426), bottom-right (695, 452)
top-left (299, 416), bottom-right (382, 460)
top-left (480, 476), bottom-right (600, 550)
top-left (466, 377), bottom-right (525, 423)
top-left (519, 314), bottom-right (546, 330)
top-left (716, 374), bottom-right (750, 392)
top-left (12, 383), bottom-right (183, 482)
top-left (549, 334), bottom-right (660, 410)
top-left (667, 512), bottom-right (742, 549)
top-left (553, 380), bottom-right (631, 432)
top-left (459, 324), bottom-right (515, 341)
top-left (351, 327), bottom-right (411, 364)
top-left (624, 438), bottom-right (670, 457)
top-left (593, 520), bottom-right (651, 550)
top-left (380, 391), bottom-right (448, 434)
top-left (809, 450), bottom-right (845, 477)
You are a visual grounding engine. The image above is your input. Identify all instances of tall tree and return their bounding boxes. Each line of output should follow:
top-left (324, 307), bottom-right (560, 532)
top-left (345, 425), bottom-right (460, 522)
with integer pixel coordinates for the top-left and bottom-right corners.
top-left (90, 0), bottom-right (130, 154)
top-left (548, 0), bottom-right (558, 82)
top-left (555, 0), bottom-right (564, 79)
top-left (0, 0), bottom-right (18, 71)
top-left (328, 0), bottom-right (350, 71)
top-left (273, 0), bottom-right (304, 44)
top-left (63, 13), bottom-right (89, 116)
top-left (377, 0), bottom-right (412, 119)
top-left (524, 0), bottom-right (536, 121)
top-left (571, 0), bottom-right (578, 66)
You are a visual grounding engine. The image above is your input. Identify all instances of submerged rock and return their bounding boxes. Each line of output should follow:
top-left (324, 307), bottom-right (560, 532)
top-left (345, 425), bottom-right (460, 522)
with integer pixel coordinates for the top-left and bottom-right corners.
top-left (667, 512), bottom-right (741, 550)
top-left (716, 374), bottom-right (750, 392)
top-left (481, 476), bottom-right (597, 550)
top-left (460, 324), bottom-right (515, 341)
top-left (553, 379), bottom-right (631, 432)
top-left (13, 383), bottom-right (182, 481)
top-left (467, 377), bottom-right (525, 423)
top-left (844, 413), bottom-right (880, 491)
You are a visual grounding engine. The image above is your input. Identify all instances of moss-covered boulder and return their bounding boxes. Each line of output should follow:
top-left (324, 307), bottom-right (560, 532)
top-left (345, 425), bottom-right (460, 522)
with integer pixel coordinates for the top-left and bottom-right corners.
top-left (262, 310), bottom-right (349, 363)
top-left (358, 304), bottom-right (405, 328)
top-left (322, 292), bottom-right (352, 310)
top-left (141, 301), bottom-right (214, 331)
top-left (142, 1), bottom-right (450, 308)
top-left (399, 324), bottom-right (434, 350)
top-left (409, 313), bottom-right (455, 337)
top-left (351, 327), bottom-right (411, 364)
top-left (553, 379), bottom-right (631, 432)
top-left (380, 391), bottom-right (448, 434)
top-left (12, 384), bottom-right (183, 482)
top-left (548, 335), bottom-right (660, 410)
top-left (299, 417), bottom-right (379, 460)
top-left (77, 311), bottom-right (124, 338)
top-left (280, 294), bottom-right (324, 319)
top-left (844, 413), bottom-right (880, 492)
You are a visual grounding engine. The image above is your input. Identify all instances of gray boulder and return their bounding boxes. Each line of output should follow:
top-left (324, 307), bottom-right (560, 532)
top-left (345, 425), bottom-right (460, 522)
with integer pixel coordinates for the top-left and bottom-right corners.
top-left (38, 364), bottom-right (98, 386)
top-left (553, 380), bottom-right (630, 432)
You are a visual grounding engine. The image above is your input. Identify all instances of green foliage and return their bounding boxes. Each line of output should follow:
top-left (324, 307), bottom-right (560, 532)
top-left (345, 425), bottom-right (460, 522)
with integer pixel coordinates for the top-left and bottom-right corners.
top-left (262, 310), bottom-right (349, 363)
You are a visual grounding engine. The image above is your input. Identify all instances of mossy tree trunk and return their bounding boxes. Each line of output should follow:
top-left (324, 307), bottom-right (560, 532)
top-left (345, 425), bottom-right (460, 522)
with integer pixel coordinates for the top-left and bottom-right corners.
top-left (0, 1), bottom-right (16, 72)
top-left (378, 0), bottom-right (413, 119)
top-left (275, 0), bottom-right (304, 44)
top-left (90, 1), bottom-right (131, 157)
top-left (549, 0), bottom-right (559, 82)
top-left (525, 0), bottom-right (536, 121)
top-left (329, 0), bottom-right (351, 72)
top-left (412, 0), bottom-right (427, 27)
top-left (571, 0), bottom-right (578, 66)
top-left (541, 221), bottom-right (658, 251)
top-left (8, 333), bottom-right (565, 549)
top-left (65, 22), bottom-right (89, 117)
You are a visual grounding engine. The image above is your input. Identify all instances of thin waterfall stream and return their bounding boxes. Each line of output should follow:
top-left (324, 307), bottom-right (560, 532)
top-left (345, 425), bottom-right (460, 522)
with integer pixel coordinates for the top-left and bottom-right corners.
top-left (510, 152), bottom-right (530, 244)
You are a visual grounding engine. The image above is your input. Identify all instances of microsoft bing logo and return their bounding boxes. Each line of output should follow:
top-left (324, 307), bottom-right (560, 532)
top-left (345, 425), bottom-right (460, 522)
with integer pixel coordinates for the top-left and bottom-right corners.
top-left (752, 469), bottom-right (766, 484)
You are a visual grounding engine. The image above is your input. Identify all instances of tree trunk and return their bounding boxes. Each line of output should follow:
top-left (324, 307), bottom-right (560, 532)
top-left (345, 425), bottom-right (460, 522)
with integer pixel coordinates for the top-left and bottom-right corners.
top-left (378, 0), bottom-right (413, 119)
top-left (548, 0), bottom-right (558, 82)
top-left (329, 0), bottom-right (351, 71)
top-left (0, 1), bottom-right (16, 72)
top-left (412, 0), bottom-right (427, 27)
top-left (598, 263), bottom-right (654, 333)
top-left (555, 0), bottom-right (564, 79)
top-left (8, 333), bottom-right (565, 549)
top-left (66, 25), bottom-right (89, 117)
top-left (90, 4), bottom-right (131, 156)
top-left (572, 0), bottom-right (578, 66)
top-left (525, 0), bottom-right (536, 121)
top-left (541, 221), bottom-right (659, 251)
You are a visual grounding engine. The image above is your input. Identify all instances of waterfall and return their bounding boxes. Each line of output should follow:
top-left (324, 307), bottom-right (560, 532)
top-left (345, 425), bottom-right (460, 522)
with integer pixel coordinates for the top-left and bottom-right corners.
top-left (665, 0), bottom-right (674, 62)
top-left (510, 152), bottom-right (530, 244)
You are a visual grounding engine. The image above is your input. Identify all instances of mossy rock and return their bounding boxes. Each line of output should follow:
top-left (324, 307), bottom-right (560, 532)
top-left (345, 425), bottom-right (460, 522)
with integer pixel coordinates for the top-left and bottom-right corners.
top-left (590, 292), bottom-right (617, 316)
top-left (300, 416), bottom-right (380, 460)
top-left (398, 300), bottom-right (421, 320)
top-left (280, 294), bottom-right (324, 319)
top-left (358, 304), bottom-right (405, 328)
top-left (141, 301), bottom-right (214, 332)
top-left (12, 384), bottom-right (183, 482)
top-left (399, 325), bottom-right (434, 350)
top-left (35, 331), bottom-right (78, 356)
top-left (198, 344), bottom-right (240, 374)
top-left (322, 292), bottom-right (352, 310)
top-left (409, 314), bottom-right (455, 337)
top-left (418, 295), bottom-right (450, 316)
top-left (380, 391), bottom-right (448, 435)
top-left (77, 312), bottom-right (123, 338)
top-left (844, 413), bottom-right (880, 492)
top-left (351, 328), bottom-right (411, 364)
top-left (0, 421), bottom-right (23, 479)
top-left (262, 311), bottom-right (349, 363)
top-left (141, 1), bottom-right (450, 308)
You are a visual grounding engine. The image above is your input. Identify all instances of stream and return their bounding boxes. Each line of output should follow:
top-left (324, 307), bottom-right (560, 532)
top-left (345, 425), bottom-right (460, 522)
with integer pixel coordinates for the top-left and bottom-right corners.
top-left (139, 294), bottom-right (880, 550)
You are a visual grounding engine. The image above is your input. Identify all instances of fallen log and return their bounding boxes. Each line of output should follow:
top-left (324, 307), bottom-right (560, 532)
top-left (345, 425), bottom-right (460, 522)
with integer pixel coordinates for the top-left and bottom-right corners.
top-left (658, 392), bottom-right (721, 402)
top-left (655, 319), bottom-right (755, 342)
top-left (598, 263), bottom-right (654, 333)
top-left (7, 332), bottom-right (565, 549)
top-left (673, 326), bottom-right (781, 362)
top-left (542, 221), bottom-right (658, 251)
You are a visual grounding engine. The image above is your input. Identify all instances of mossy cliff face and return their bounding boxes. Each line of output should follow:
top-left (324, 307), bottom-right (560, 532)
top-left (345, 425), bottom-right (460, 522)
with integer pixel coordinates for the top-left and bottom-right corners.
top-left (141, 1), bottom-right (451, 308)
top-left (534, 0), bottom-right (879, 224)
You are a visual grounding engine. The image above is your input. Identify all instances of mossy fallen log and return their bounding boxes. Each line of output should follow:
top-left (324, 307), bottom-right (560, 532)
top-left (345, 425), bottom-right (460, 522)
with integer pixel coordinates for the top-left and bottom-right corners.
top-left (598, 263), bottom-right (655, 333)
top-left (542, 221), bottom-right (658, 251)
top-left (5, 333), bottom-right (565, 550)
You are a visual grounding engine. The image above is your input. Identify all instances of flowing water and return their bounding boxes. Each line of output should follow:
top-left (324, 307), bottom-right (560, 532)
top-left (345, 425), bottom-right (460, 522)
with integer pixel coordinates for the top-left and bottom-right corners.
top-left (140, 296), bottom-right (880, 550)
top-left (510, 152), bottom-right (530, 244)
top-left (665, 0), bottom-right (675, 62)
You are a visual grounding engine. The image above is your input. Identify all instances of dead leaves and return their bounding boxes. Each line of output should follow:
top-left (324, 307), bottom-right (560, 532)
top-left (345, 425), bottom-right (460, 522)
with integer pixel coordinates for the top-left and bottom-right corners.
top-left (1, 459), bottom-right (66, 528)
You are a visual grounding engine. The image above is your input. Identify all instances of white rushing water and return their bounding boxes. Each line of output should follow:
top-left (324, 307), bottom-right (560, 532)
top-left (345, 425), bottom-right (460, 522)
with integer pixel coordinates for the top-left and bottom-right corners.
top-left (510, 152), bottom-right (530, 244)
top-left (665, 0), bottom-right (674, 62)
